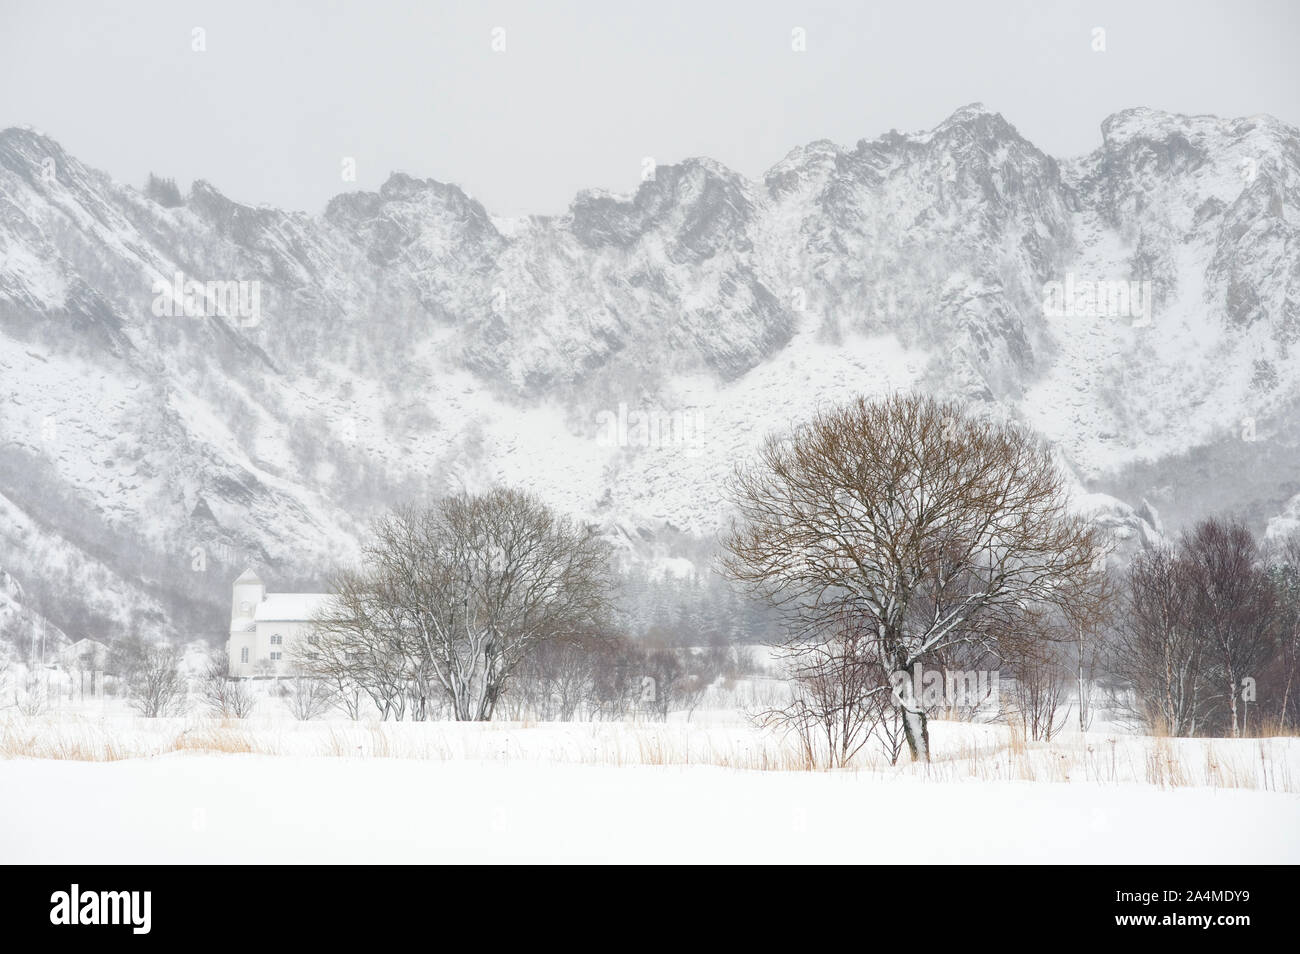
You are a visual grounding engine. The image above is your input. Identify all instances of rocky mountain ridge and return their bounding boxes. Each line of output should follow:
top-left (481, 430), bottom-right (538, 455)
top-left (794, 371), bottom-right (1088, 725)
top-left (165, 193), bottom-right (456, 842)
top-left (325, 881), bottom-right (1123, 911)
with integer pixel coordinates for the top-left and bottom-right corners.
top-left (0, 103), bottom-right (1297, 646)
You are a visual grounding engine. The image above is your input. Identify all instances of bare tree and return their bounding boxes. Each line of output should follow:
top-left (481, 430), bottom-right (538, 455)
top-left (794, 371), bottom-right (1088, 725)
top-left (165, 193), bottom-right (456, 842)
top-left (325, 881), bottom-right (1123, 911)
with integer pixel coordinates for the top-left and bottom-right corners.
top-left (290, 630), bottom-right (364, 719)
top-left (929, 640), bottom-right (1002, 722)
top-left (1110, 545), bottom-right (1206, 735)
top-left (314, 488), bottom-right (614, 721)
top-left (510, 633), bottom-right (609, 720)
top-left (1001, 636), bottom-right (1071, 742)
top-left (13, 667), bottom-right (48, 716)
top-left (1266, 533), bottom-right (1300, 729)
top-left (875, 699), bottom-right (908, 766)
top-left (1074, 601), bottom-right (1108, 734)
top-left (678, 649), bottom-right (722, 721)
top-left (115, 637), bottom-right (187, 718)
top-left (760, 618), bottom-right (892, 768)
top-left (588, 635), bottom-right (641, 720)
top-left (641, 648), bottom-right (683, 721)
top-left (303, 584), bottom-right (413, 720)
top-left (198, 651), bottom-right (256, 718)
top-left (1182, 518), bottom-right (1277, 736)
top-left (722, 394), bottom-right (1105, 760)
top-left (283, 676), bottom-right (334, 720)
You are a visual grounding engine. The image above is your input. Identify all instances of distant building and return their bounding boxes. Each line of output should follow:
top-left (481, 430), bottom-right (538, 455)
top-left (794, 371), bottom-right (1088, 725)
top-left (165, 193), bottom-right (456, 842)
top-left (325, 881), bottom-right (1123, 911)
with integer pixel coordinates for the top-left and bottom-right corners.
top-left (226, 569), bottom-right (331, 678)
top-left (59, 637), bottom-right (109, 671)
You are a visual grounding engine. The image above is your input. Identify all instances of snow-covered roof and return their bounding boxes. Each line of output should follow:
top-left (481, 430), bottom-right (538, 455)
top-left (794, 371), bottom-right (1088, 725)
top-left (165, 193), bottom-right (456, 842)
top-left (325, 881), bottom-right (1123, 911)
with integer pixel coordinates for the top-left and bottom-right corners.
top-left (66, 637), bottom-right (109, 650)
top-left (254, 593), bottom-right (333, 623)
top-left (234, 568), bottom-right (263, 584)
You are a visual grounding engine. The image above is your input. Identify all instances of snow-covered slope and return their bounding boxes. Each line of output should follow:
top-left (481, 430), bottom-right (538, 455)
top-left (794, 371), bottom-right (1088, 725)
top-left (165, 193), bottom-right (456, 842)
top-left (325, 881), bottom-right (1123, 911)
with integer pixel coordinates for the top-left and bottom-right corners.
top-left (0, 104), bottom-right (1297, 643)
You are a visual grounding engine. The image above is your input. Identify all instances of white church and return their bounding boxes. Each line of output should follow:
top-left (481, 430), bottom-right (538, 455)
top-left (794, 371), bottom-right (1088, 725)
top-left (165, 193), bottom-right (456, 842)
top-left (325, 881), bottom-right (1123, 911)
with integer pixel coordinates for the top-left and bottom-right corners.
top-left (227, 568), bottom-right (332, 678)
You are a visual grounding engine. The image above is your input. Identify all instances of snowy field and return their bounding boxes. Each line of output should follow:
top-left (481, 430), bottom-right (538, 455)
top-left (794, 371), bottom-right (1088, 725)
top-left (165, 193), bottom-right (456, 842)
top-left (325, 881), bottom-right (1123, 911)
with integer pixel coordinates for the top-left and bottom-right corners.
top-left (7, 755), bottom-right (1299, 864)
top-left (3, 705), bottom-right (1299, 863)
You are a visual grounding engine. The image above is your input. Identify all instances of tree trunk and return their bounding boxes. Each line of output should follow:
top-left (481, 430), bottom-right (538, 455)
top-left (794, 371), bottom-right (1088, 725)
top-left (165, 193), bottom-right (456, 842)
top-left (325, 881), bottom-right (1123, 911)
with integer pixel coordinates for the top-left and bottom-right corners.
top-left (896, 664), bottom-right (930, 761)
top-left (902, 706), bottom-right (930, 762)
top-left (1077, 624), bottom-right (1087, 734)
top-left (1228, 670), bottom-right (1240, 738)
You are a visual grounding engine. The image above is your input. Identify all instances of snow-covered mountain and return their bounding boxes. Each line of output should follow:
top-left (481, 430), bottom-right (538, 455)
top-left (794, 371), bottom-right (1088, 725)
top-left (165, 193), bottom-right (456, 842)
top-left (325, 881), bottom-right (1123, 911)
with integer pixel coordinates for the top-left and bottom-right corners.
top-left (1, 104), bottom-right (1297, 644)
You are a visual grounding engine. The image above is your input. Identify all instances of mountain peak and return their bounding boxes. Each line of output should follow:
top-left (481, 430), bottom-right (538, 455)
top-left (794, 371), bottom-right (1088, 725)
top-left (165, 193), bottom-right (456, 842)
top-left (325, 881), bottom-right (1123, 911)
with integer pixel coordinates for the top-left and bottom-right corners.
top-left (0, 125), bottom-right (56, 147)
top-left (942, 102), bottom-right (995, 123)
top-left (673, 155), bottom-right (743, 180)
top-left (767, 138), bottom-right (842, 174)
top-left (934, 103), bottom-right (1012, 132)
top-left (1095, 106), bottom-right (1278, 146)
top-left (379, 171), bottom-right (438, 199)
top-left (928, 102), bottom-right (1018, 138)
top-left (0, 125), bottom-right (72, 169)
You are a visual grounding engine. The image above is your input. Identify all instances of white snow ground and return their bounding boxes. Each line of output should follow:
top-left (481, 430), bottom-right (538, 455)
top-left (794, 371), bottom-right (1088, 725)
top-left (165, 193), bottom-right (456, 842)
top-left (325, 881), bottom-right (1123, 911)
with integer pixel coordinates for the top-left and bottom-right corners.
top-left (2, 708), bottom-right (1298, 864)
top-left (3, 755), bottom-right (1297, 864)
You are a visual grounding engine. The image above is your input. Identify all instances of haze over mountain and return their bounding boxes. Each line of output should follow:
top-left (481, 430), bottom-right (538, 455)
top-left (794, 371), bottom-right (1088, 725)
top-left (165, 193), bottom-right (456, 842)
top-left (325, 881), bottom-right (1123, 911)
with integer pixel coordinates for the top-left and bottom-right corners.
top-left (1, 103), bottom-right (1298, 646)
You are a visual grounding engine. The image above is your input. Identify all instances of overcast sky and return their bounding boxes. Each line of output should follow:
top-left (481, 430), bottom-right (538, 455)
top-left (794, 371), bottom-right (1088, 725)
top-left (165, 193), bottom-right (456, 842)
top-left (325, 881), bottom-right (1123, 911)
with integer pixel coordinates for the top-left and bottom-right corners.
top-left (2, 0), bottom-right (1297, 216)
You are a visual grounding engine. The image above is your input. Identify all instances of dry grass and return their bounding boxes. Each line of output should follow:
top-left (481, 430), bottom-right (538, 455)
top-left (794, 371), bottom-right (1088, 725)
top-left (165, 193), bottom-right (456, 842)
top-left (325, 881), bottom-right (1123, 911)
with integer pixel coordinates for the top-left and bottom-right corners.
top-left (170, 726), bottom-right (265, 755)
top-left (1145, 737), bottom-right (1186, 789)
top-left (1245, 718), bottom-right (1300, 739)
top-left (0, 728), bottom-right (130, 762)
top-left (1, 711), bottom-right (1297, 792)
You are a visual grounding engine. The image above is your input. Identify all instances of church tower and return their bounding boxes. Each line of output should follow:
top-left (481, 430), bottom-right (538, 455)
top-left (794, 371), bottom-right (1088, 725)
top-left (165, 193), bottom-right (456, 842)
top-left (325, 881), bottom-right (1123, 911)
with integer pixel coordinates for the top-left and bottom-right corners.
top-left (231, 567), bottom-right (265, 623)
top-left (228, 568), bottom-right (265, 676)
